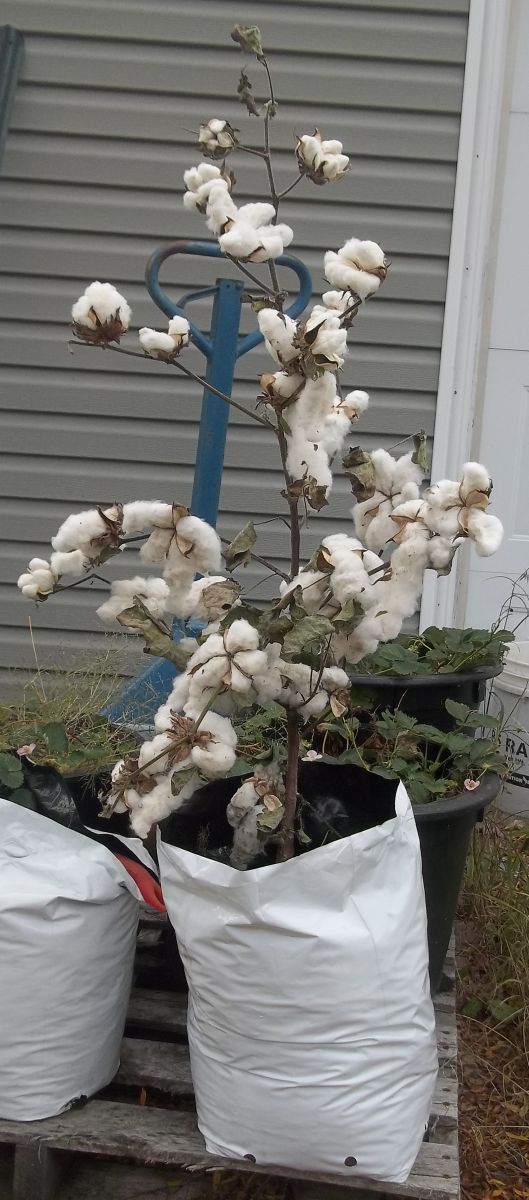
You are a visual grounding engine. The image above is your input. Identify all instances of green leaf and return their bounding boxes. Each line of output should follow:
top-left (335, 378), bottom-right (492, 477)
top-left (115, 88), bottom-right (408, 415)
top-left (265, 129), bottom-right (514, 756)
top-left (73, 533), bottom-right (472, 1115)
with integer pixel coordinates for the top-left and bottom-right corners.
top-left (445, 698), bottom-right (472, 723)
top-left (0, 752), bottom-right (24, 790)
top-left (231, 24), bottom-right (264, 58)
top-left (117, 600), bottom-right (190, 670)
top-left (225, 757), bottom-right (256, 778)
top-left (223, 521), bottom-right (256, 571)
top-left (282, 615), bottom-right (334, 660)
top-left (411, 430), bottom-right (429, 473)
top-left (42, 721), bottom-right (69, 756)
top-left (488, 998), bottom-right (520, 1025)
top-left (462, 996), bottom-right (485, 1019)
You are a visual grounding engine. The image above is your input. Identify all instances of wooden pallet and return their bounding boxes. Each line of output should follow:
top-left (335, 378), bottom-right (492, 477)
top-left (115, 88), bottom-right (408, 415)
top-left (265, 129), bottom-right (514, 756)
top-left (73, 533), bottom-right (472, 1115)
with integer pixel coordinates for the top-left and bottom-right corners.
top-left (0, 929), bottom-right (459, 1200)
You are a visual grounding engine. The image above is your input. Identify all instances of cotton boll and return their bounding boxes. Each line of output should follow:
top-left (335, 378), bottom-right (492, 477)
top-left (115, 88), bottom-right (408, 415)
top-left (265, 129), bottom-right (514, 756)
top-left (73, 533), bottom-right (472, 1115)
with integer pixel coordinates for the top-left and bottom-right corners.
top-left (175, 515), bottom-right (222, 573)
top-left (342, 389), bottom-right (369, 418)
top-left (286, 430), bottom-right (332, 493)
top-left (227, 780), bottom-right (258, 825)
top-left (96, 576), bottom-right (169, 624)
top-left (370, 449), bottom-right (398, 496)
top-left (184, 163), bottom-right (222, 192)
top-left (122, 501), bottom-right (172, 535)
top-left (224, 619), bottom-right (259, 654)
top-left (465, 509), bottom-right (504, 556)
top-left (324, 238), bottom-right (387, 299)
top-left (428, 536), bottom-right (458, 571)
top-left (307, 315), bottom-right (347, 369)
top-left (218, 222), bottom-right (260, 260)
top-left (129, 773), bottom-right (198, 840)
top-left (237, 202), bottom-right (276, 228)
top-left (52, 508), bottom-right (115, 555)
top-left (139, 327), bottom-right (178, 357)
top-left (257, 309), bottom-right (299, 365)
top-left (249, 222), bottom-right (294, 262)
top-left (364, 504), bottom-right (398, 551)
top-left (461, 462), bottom-right (492, 498)
top-left (279, 569), bottom-right (330, 615)
top-left (72, 282), bottom-right (131, 335)
top-left (49, 549), bottom-right (87, 578)
top-left (392, 452), bottom-right (424, 492)
top-left (320, 410), bottom-right (351, 459)
top-left (291, 374), bottom-right (337, 440)
top-left (167, 315), bottom-right (190, 349)
top-left (18, 556), bottom-right (58, 599)
top-left (138, 732), bottom-right (187, 776)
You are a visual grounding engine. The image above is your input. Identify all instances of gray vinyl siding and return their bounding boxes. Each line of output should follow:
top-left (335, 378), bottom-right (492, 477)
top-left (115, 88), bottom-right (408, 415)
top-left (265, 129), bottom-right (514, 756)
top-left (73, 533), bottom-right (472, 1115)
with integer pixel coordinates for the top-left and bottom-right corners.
top-left (0, 0), bottom-right (469, 685)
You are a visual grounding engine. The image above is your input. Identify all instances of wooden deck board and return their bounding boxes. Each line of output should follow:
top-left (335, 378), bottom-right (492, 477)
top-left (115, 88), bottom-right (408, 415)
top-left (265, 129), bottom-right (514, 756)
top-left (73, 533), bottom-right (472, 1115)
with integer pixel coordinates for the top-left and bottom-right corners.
top-left (0, 930), bottom-right (460, 1200)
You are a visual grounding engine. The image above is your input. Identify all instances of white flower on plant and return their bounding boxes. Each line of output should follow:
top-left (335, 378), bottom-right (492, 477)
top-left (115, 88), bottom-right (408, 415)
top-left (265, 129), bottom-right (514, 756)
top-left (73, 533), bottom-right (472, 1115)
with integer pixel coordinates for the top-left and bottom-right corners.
top-left (17, 557), bottom-right (57, 600)
top-left (302, 749), bottom-right (322, 761)
top-left (71, 281), bottom-right (131, 344)
top-left (324, 238), bottom-right (388, 300)
top-left (96, 576), bottom-right (169, 624)
top-left (199, 118), bottom-right (238, 158)
top-left (296, 130), bottom-right (350, 184)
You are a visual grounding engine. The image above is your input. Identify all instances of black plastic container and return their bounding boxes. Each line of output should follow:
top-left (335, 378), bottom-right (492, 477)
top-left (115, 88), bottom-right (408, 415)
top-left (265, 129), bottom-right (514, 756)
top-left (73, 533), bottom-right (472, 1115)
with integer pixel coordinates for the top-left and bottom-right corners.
top-left (414, 771), bottom-right (500, 992)
top-left (348, 664), bottom-right (499, 729)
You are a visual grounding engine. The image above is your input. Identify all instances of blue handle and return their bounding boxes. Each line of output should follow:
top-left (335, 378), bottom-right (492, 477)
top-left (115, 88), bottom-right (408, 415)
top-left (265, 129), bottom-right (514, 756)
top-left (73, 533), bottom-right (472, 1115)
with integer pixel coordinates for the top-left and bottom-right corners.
top-left (145, 239), bottom-right (312, 358)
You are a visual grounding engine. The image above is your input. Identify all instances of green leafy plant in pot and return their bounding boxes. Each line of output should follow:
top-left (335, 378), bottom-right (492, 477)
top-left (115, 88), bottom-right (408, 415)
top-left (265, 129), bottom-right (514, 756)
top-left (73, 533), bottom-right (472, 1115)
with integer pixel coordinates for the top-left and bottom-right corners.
top-left (14, 22), bottom-right (509, 1180)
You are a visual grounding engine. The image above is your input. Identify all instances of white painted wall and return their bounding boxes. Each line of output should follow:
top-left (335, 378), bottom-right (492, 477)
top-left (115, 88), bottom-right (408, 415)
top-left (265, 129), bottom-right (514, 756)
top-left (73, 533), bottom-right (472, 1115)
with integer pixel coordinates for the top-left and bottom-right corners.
top-left (465, 0), bottom-right (529, 632)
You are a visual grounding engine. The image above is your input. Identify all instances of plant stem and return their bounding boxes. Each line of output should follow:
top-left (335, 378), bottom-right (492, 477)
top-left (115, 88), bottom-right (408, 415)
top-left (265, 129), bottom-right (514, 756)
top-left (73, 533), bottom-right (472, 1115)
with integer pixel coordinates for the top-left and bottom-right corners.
top-left (277, 174), bottom-right (304, 201)
top-left (224, 254), bottom-right (272, 294)
top-left (277, 709), bottom-right (300, 861)
top-left (276, 422), bottom-right (300, 577)
top-left (69, 340), bottom-right (269, 428)
top-left (220, 536), bottom-right (288, 581)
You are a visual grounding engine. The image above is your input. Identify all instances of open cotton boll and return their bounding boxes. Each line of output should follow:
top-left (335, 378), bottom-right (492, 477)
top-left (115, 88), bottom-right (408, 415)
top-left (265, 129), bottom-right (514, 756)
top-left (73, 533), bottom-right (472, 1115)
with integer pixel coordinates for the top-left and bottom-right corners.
top-left (392, 452), bottom-right (425, 492)
top-left (306, 314), bottom-right (347, 369)
top-left (49, 549), bottom-right (87, 578)
top-left (122, 501), bottom-right (173, 535)
top-left (257, 309), bottom-right (299, 365)
top-left (218, 221), bottom-right (261, 259)
top-left (139, 328), bottom-right (178, 358)
top-left (184, 163), bottom-right (223, 193)
top-left (138, 732), bottom-right (191, 776)
top-left (285, 429), bottom-right (333, 492)
top-left (237, 202), bottom-right (276, 228)
top-left (324, 238), bottom-right (387, 300)
top-left (341, 390), bottom-right (369, 418)
top-left (205, 186), bottom-right (239, 234)
top-left (96, 576), bottom-right (169, 624)
top-left (249, 222), bottom-right (294, 263)
top-left (191, 712), bottom-right (237, 777)
top-left (296, 130), bottom-right (349, 185)
top-left (72, 282), bottom-right (131, 333)
top-left (154, 676), bottom-right (193, 732)
top-left (18, 561), bottom-right (56, 599)
top-left (167, 315), bottom-right (190, 346)
top-left (290, 374), bottom-right (337, 440)
top-left (428, 536), bottom-right (458, 571)
top-left (461, 461), bottom-right (492, 497)
top-left (280, 569), bottom-right (330, 615)
top-left (320, 410), bottom-right (352, 460)
top-left (173, 515), bottom-right (222, 574)
top-left (465, 509), bottom-right (504, 556)
top-left (52, 506), bottom-right (120, 556)
top-left (129, 773), bottom-right (199, 840)
top-left (223, 618), bottom-right (259, 655)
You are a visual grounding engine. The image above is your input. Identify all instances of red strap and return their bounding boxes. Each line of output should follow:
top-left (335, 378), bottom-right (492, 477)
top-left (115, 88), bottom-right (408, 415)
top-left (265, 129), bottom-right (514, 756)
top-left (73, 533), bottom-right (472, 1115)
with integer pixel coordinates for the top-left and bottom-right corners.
top-left (115, 853), bottom-right (166, 912)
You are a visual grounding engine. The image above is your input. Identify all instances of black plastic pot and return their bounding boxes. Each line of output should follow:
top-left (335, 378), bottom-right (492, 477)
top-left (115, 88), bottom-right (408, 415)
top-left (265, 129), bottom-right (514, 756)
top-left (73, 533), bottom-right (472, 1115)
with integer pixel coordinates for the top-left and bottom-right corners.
top-left (414, 771), bottom-right (500, 993)
top-left (349, 664), bottom-right (499, 730)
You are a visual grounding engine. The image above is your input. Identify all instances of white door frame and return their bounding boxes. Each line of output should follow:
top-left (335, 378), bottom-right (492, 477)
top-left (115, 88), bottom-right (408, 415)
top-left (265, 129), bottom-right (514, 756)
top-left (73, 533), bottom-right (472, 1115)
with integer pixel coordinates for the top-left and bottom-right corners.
top-left (419, 0), bottom-right (516, 630)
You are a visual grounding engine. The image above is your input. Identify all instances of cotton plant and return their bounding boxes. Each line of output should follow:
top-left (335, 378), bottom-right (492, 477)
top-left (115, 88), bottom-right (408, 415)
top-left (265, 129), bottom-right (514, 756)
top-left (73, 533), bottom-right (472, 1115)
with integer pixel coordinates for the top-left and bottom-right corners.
top-left (18, 24), bottom-right (505, 867)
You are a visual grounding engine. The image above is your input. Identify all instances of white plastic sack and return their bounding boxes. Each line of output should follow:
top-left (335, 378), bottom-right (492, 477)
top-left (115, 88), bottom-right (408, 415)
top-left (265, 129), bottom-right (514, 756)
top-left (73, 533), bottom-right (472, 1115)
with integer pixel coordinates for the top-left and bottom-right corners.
top-left (159, 782), bottom-right (438, 1184)
top-left (0, 797), bottom-right (141, 1120)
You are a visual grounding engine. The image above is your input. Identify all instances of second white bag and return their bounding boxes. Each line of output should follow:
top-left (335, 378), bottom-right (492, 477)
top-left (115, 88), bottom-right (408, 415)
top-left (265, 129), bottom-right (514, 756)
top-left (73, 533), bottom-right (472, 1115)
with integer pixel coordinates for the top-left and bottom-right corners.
top-left (0, 798), bottom-right (141, 1121)
top-left (159, 782), bottom-right (438, 1184)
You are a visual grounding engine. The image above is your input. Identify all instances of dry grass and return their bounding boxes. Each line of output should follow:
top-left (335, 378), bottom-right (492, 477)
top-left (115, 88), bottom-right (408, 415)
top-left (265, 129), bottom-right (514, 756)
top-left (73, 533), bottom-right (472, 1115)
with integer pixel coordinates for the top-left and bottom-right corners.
top-left (458, 812), bottom-right (529, 1200)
